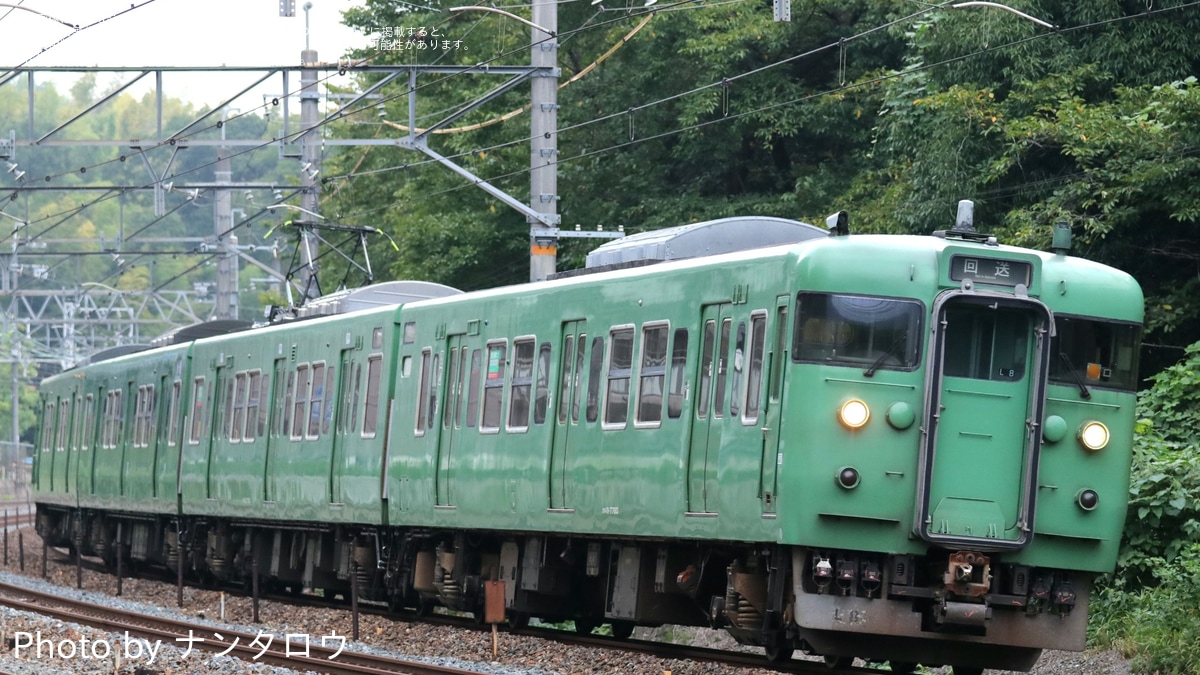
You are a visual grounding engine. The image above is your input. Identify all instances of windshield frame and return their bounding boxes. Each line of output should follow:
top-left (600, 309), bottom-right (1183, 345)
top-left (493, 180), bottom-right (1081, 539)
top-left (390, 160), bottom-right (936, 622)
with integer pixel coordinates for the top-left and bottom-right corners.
top-left (1048, 314), bottom-right (1141, 393)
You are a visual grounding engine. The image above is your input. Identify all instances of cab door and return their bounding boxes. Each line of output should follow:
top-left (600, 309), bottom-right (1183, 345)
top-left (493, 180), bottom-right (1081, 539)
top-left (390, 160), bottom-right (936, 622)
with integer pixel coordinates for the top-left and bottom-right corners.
top-left (687, 303), bottom-right (733, 514)
top-left (916, 292), bottom-right (1051, 549)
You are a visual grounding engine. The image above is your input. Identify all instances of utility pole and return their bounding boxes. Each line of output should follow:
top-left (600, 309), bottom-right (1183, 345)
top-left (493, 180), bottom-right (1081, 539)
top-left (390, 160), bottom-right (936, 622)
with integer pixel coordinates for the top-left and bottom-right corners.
top-left (529, 0), bottom-right (559, 282)
top-left (213, 118), bottom-right (236, 319)
top-left (297, 2), bottom-right (322, 301)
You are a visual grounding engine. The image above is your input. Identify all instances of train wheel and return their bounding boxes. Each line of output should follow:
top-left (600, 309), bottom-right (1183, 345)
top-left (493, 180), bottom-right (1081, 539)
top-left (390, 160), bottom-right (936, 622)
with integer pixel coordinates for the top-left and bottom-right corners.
top-left (823, 655), bottom-right (854, 669)
top-left (574, 619), bottom-right (598, 635)
top-left (764, 644), bottom-right (794, 663)
top-left (507, 611), bottom-right (530, 631)
top-left (889, 662), bottom-right (919, 674)
top-left (610, 621), bottom-right (635, 640)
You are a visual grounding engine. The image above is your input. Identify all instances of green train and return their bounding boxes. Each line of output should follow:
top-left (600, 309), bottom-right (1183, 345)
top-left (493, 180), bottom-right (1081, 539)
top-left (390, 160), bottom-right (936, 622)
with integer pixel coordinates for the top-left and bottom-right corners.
top-left (32, 203), bottom-right (1143, 674)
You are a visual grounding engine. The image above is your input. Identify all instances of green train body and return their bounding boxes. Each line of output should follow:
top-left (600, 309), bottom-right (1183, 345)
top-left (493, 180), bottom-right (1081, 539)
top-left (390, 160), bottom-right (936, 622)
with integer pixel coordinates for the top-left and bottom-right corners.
top-left (31, 211), bottom-right (1142, 673)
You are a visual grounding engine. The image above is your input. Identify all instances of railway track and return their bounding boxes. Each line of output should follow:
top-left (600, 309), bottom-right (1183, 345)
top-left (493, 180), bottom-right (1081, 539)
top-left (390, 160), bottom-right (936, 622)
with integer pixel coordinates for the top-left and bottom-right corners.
top-left (18, 528), bottom-right (888, 675)
top-left (0, 579), bottom-right (496, 675)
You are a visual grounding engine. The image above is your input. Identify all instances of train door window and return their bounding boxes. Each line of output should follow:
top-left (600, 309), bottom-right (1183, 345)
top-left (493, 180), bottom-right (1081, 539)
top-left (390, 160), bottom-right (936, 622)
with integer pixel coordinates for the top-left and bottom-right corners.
top-left (508, 338), bottom-right (536, 432)
top-left (943, 305), bottom-right (1029, 381)
top-left (637, 323), bottom-right (669, 426)
top-left (416, 350), bottom-right (433, 435)
top-left (291, 364), bottom-right (310, 440)
top-left (769, 305), bottom-right (788, 401)
top-left (604, 327), bottom-right (635, 428)
top-left (56, 398), bottom-right (70, 452)
top-left (534, 342), bottom-right (551, 425)
top-left (444, 348), bottom-right (459, 431)
top-left (189, 377), bottom-right (206, 445)
top-left (697, 320), bottom-right (716, 419)
top-left (730, 321), bottom-right (747, 418)
top-left (230, 373), bottom-right (247, 443)
top-left (345, 363), bottom-right (362, 434)
top-left (713, 319), bottom-right (732, 418)
top-left (362, 355), bottom-right (383, 438)
top-left (256, 372), bottom-right (270, 440)
top-left (668, 328), bottom-right (688, 419)
top-left (279, 367), bottom-right (295, 438)
top-left (586, 336), bottom-right (604, 423)
top-left (221, 377), bottom-right (235, 441)
top-left (72, 395), bottom-right (84, 451)
top-left (558, 335), bottom-right (574, 425)
top-left (481, 341), bottom-right (507, 432)
top-left (82, 394), bottom-right (95, 451)
top-left (466, 349), bottom-right (482, 429)
top-left (167, 381), bottom-right (180, 447)
top-left (322, 365), bottom-right (337, 435)
top-left (40, 402), bottom-right (54, 453)
top-left (744, 313), bottom-right (768, 423)
top-left (244, 371), bottom-right (262, 442)
top-left (572, 336), bottom-right (586, 423)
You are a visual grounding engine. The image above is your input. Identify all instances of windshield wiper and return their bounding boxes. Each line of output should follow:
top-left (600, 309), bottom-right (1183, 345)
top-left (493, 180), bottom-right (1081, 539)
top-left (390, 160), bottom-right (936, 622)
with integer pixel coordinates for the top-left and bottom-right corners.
top-left (1058, 352), bottom-right (1092, 400)
top-left (864, 336), bottom-right (906, 377)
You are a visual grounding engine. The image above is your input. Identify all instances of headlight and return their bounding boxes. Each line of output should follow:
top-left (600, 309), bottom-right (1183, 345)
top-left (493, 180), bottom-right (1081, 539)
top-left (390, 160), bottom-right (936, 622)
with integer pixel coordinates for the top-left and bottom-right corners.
top-left (1079, 421), bottom-right (1109, 451)
top-left (838, 399), bottom-right (870, 429)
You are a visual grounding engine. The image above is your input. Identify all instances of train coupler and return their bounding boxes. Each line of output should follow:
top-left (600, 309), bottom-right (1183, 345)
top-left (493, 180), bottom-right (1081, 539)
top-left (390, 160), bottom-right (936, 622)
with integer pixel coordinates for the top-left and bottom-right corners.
top-left (943, 550), bottom-right (991, 598)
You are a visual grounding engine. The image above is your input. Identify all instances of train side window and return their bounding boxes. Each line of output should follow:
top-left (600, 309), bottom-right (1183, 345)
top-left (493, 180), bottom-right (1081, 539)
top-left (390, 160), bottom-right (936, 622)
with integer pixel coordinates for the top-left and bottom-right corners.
top-left (56, 398), bottom-right (70, 452)
top-left (82, 394), bottom-right (95, 451)
top-left (189, 377), bottom-right (206, 445)
top-left (244, 371), bottom-right (262, 442)
top-left (374, 326), bottom-right (385, 349)
top-left (291, 364), bottom-right (310, 440)
top-left (105, 389), bottom-right (124, 449)
top-left (730, 321), bottom-right (746, 418)
top-left (586, 336), bottom-right (604, 423)
top-left (135, 385), bottom-right (153, 447)
top-left (508, 338), bottom-right (535, 432)
top-left (743, 313), bottom-right (767, 423)
top-left (481, 341), bottom-right (507, 432)
top-left (40, 402), bottom-right (54, 453)
top-left (466, 349), bottom-right (482, 429)
top-left (167, 381), bottom-right (180, 447)
top-left (403, 323), bottom-right (416, 345)
top-left (416, 349), bottom-right (432, 435)
top-left (637, 323), bottom-right (669, 426)
top-left (362, 355), bottom-right (383, 438)
top-left (668, 329), bottom-right (688, 419)
top-left (230, 373), bottom-right (247, 443)
top-left (557, 335), bottom-right (574, 425)
top-left (604, 327), bottom-right (634, 427)
top-left (307, 363), bottom-right (326, 439)
top-left (534, 342), bottom-right (551, 425)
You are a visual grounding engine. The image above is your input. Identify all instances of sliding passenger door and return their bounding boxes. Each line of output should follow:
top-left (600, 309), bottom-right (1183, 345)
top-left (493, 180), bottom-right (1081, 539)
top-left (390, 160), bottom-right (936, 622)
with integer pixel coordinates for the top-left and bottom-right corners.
top-left (549, 321), bottom-right (586, 510)
top-left (687, 303), bottom-right (732, 514)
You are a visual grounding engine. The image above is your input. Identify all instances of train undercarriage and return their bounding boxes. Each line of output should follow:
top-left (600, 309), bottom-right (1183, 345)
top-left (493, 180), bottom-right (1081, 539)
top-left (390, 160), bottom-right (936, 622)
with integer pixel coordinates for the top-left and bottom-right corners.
top-left (36, 506), bottom-right (1087, 673)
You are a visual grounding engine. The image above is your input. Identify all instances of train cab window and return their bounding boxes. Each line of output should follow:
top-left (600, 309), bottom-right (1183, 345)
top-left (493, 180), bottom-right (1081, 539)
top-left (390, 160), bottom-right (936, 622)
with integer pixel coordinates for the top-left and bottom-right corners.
top-left (362, 355), bottom-right (383, 438)
top-left (534, 342), bottom-right (551, 425)
top-left (189, 377), bottom-right (206, 445)
top-left (744, 313), bottom-right (767, 423)
top-left (508, 338), bottom-right (536, 431)
top-left (291, 364), bottom-right (310, 440)
top-left (466, 349), bottom-right (482, 428)
top-left (482, 342), bottom-right (507, 432)
top-left (167, 382), bottom-right (180, 447)
top-left (637, 323), bottom-right (669, 425)
top-left (794, 293), bottom-right (923, 371)
top-left (1049, 316), bottom-right (1141, 391)
top-left (605, 327), bottom-right (635, 427)
top-left (668, 329), bottom-right (688, 419)
top-left (943, 305), bottom-right (1029, 381)
top-left (586, 337), bottom-right (604, 423)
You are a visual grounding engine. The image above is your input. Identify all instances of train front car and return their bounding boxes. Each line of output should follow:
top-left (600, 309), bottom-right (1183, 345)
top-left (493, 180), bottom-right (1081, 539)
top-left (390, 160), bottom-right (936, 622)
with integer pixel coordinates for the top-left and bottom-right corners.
top-left (778, 212), bottom-right (1142, 673)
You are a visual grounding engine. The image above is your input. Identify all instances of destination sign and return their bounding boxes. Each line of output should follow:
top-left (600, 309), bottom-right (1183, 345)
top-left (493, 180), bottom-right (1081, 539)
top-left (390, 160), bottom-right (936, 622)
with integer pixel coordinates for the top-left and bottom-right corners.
top-left (949, 255), bottom-right (1032, 288)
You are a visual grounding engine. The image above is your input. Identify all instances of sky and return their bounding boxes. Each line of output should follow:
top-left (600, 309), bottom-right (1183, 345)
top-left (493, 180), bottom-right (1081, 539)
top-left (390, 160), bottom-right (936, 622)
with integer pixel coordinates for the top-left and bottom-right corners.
top-left (0, 0), bottom-right (371, 107)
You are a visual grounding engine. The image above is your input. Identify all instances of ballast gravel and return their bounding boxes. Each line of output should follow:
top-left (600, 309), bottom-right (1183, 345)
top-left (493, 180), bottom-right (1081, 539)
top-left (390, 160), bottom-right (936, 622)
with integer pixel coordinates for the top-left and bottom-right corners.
top-left (0, 522), bottom-right (1133, 675)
